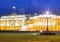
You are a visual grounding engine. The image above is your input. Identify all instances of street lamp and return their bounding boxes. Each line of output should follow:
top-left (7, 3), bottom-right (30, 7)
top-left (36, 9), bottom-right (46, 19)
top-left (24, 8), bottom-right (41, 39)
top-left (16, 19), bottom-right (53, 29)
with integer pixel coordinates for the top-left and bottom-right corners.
top-left (40, 10), bottom-right (55, 35)
top-left (34, 13), bottom-right (37, 16)
top-left (45, 11), bottom-right (50, 31)
top-left (45, 11), bottom-right (49, 15)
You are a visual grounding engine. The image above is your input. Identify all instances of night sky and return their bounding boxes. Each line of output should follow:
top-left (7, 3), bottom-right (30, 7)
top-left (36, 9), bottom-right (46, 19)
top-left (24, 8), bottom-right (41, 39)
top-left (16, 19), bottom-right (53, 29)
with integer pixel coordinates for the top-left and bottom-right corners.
top-left (0, 0), bottom-right (60, 16)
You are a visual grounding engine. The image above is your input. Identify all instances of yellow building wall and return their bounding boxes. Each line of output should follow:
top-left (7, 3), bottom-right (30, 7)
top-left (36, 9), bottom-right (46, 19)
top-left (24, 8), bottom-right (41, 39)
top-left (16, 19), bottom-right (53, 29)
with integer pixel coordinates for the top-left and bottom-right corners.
top-left (0, 17), bottom-right (60, 32)
top-left (48, 18), bottom-right (56, 31)
top-left (55, 18), bottom-right (60, 31)
top-left (31, 18), bottom-right (47, 31)
top-left (0, 20), bottom-right (1, 30)
top-left (14, 26), bottom-right (20, 30)
top-left (0, 20), bottom-right (10, 30)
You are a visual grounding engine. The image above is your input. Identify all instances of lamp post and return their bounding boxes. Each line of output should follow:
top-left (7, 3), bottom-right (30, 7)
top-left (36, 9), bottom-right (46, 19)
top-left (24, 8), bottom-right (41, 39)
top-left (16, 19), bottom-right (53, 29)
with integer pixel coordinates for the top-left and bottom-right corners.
top-left (46, 16), bottom-right (49, 31)
top-left (40, 10), bottom-right (55, 35)
top-left (45, 11), bottom-right (49, 31)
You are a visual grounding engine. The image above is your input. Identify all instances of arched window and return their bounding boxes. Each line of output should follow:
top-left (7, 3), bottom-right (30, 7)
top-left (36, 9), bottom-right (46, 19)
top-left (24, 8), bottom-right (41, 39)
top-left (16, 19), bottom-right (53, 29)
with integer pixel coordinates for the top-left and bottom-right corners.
top-left (10, 21), bottom-right (15, 30)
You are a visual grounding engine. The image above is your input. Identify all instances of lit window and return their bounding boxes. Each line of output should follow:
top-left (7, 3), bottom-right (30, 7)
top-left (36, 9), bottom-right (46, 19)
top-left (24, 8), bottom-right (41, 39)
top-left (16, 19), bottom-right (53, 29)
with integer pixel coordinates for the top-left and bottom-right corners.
top-left (58, 23), bottom-right (60, 25)
top-left (58, 18), bottom-right (60, 21)
top-left (41, 28), bottom-right (42, 30)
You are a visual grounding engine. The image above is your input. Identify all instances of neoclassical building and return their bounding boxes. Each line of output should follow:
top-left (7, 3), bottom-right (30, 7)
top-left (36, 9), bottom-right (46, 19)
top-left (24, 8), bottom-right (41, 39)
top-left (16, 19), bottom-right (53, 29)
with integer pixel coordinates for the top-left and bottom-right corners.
top-left (0, 13), bottom-right (60, 32)
top-left (0, 13), bottom-right (26, 31)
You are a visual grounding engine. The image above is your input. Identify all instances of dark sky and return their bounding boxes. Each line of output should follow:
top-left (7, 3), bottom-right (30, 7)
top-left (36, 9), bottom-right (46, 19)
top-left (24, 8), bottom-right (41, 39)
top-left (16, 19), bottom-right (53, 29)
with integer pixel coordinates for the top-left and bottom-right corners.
top-left (0, 0), bottom-right (60, 16)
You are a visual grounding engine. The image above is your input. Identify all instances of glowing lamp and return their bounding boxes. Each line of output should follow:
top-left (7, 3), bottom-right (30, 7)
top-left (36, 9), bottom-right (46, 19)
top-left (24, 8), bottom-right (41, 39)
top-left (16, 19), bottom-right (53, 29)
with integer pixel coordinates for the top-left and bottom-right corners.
top-left (45, 11), bottom-right (50, 15)
top-left (13, 6), bottom-right (15, 9)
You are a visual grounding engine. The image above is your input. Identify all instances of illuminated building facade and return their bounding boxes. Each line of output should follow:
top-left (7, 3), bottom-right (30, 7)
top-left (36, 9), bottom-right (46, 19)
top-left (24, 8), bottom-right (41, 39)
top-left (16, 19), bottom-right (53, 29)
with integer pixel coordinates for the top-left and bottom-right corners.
top-left (0, 13), bottom-right (60, 32)
top-left (0, 13), bottom-right (26, 31)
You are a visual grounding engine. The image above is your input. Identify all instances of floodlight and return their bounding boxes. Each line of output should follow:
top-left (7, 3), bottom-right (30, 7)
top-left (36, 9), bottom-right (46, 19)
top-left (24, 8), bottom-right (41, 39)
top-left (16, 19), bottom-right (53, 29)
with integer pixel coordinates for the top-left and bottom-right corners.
top-left (13, 6), bottom-right (15, 9)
